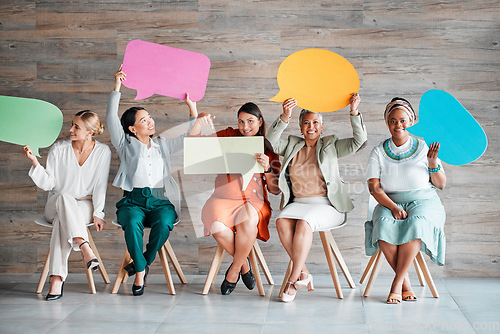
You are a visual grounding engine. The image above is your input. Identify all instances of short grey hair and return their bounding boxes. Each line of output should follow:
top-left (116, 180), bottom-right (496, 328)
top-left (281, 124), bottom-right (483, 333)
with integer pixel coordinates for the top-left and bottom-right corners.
top-left (299, 109), bottom-right (323, 125)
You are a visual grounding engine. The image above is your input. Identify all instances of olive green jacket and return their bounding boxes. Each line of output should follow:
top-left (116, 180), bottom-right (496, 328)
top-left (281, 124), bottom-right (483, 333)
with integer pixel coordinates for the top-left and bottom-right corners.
top-left (266, 114), bottom-right (367, 212)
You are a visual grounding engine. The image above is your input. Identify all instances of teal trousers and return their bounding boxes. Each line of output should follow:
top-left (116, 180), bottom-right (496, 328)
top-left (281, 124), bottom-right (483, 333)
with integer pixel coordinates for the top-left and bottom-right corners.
top-left (116, 188), bottom-right (177, 272)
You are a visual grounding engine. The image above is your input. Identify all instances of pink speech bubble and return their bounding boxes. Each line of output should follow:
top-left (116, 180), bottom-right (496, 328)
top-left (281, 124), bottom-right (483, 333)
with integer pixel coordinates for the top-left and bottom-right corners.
top-left (121, 40), bottom-right (211, 101)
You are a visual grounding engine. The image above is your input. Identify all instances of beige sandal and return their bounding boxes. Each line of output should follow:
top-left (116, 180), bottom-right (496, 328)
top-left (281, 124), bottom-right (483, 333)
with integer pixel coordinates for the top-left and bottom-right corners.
top-left (386, 292), bottom-right (402, 304)
top-left (402, 290), bottom-right (417, 301)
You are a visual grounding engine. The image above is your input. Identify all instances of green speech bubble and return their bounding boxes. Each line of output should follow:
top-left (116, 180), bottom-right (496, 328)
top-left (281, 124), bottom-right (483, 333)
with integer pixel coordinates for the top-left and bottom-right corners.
top-left (0, 95), bottom-right (63, 157)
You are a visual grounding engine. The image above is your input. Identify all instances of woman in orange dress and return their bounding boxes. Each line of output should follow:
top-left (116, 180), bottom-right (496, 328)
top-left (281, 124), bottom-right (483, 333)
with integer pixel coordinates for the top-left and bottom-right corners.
top-left (191, 103), bottom-right (281, 295)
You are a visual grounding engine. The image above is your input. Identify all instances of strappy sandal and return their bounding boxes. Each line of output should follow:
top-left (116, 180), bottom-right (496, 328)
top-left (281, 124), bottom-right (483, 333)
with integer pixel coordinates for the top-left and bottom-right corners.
top-left (402, 290), bottom-right (417, 301)
top-left (386, 292), bottom-right (402, 304)
top-left (281, 281), bottom-right (297, 302)
top-left (79, 241), bottom-right (99, 271)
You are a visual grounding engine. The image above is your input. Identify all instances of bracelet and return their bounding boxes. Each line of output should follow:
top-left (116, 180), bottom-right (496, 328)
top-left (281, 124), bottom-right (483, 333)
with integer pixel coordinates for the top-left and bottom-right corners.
top-left (264, 166), bottom-right (272, 173)
top-left (428, 164), bottom-right (441, 173)
top-left (350, 109), bottom-right (359, 116)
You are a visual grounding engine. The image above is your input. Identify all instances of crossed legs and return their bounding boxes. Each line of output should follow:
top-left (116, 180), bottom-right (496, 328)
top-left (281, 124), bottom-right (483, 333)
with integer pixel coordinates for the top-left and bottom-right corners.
top-left (210, 203), bottom-right (259, 283)
top-left (276, 218), bottom-right (313, 296)
top-left (379, 239), bottom-right (422, 302)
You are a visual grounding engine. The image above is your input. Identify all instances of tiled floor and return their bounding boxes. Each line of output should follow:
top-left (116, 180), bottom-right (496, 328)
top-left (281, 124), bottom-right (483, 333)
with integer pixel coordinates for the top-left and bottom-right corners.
top-left (0, 273), bottom-right (499, 334)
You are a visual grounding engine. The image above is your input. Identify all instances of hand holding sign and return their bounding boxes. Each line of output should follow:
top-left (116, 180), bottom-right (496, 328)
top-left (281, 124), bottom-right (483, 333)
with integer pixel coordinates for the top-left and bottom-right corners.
top-left (408, 89), bottom-right (487, 165)
top-left (0, 95), bottom-right (63, 157)
top-left (270, 49), bottom-right (359, 112)
top-left (122, 40), bottom-right (211, 101)
top-left (184, 137), bottom-right (264, 191)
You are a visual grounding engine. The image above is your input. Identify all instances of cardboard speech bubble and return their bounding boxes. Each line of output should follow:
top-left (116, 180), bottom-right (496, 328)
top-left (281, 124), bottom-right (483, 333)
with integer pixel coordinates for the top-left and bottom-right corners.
top-left (183, 137), bottom-right (264, 191)
top-left (0, 95), bottom-right (63, 157)
top-left (270, 48), bottom-right (359, 112)
top-left (121, 40), bottom-right (211, 101)
top-left (408, 89), bottom-right (487, 166)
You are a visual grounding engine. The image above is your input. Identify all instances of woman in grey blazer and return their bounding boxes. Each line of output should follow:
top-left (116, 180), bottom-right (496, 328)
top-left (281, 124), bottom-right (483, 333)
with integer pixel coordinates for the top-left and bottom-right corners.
top-left (266, 94), bottom-right (367, 302)
top-left (107, 66), bottom-right (203, 296)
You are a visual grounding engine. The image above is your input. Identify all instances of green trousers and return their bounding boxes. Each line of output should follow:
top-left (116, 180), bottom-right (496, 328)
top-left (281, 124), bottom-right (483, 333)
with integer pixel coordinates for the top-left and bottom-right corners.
top-left (116, 187), bottom-right (177, 272)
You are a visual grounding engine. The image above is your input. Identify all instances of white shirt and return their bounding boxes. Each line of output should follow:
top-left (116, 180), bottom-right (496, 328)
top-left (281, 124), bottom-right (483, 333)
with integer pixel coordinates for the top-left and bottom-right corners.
top-left (132, 140), bottom-right (165, 189)
top-left (366, 137), bottom-right (443, 193)
top-left (29, 140), bottom-right (111, 219)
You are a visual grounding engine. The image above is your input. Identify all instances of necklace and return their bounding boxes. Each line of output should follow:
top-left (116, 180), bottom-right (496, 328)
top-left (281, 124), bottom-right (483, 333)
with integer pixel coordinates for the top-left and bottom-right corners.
top-left (383, 137), bottom-right (419, 162)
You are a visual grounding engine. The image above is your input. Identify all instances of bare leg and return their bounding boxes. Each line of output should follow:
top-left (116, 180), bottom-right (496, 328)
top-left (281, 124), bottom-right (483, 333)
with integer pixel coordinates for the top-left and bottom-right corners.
top-left (276, 218), bottom-right (310, 278)
top-left (74, 237), bottom-right (96, 265)
top-left (378, 240), bottom-right (413, 293)
top-left (48, 275), bottom-right (63, 295)
top-left (391, 239), bottom-right (421, 294)
top-left (224, 204), bottom-right (259, 283)
top-left (288, 220), bottom-right (313, 283)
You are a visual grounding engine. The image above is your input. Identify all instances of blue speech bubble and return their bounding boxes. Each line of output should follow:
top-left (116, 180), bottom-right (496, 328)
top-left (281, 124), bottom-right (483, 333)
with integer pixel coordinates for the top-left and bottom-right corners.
top-left (408, 89), bottom-right (487, 166)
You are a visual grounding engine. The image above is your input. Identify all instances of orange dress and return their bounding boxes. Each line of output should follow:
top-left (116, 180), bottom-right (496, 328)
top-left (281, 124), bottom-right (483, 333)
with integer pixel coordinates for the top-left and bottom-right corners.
top-left (201, 127), bottom-right (280, 241)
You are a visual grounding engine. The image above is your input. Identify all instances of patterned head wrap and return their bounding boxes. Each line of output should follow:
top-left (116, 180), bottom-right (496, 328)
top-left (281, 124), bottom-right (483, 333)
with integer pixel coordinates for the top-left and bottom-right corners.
top-left (384, 98), bottom-right (416, 126)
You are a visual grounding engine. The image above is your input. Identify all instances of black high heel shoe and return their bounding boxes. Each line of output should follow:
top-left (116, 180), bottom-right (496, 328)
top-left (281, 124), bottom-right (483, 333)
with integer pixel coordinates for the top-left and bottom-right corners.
top-left (241, 257), bottom-right (255, 290)
top-left (123, 262), bottom-right (136, 276)
top-left (46, 282), bottom-right (64, 301)
top-left (221, 263), bottom-right (240, 295)
top-left (79, 241), bottom-right (99, 271)
top-left (132, 265), bottom-right (149, 296)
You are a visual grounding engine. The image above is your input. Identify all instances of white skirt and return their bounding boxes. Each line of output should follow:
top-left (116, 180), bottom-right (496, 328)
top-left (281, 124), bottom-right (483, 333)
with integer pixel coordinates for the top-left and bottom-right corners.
top-left (277, 196), bottom-right (346, 232)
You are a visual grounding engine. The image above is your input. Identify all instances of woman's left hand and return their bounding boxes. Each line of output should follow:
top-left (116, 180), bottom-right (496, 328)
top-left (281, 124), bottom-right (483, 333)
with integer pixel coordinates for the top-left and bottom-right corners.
top-left (255, 153), bottom-right (270, 171)
top-left (349, 93), bottom-right (360, 115)
top-left (427, 142), bottom-right (440, 168)
top-left (93, 216), bottom-right (106, 232)
top-left (185, 93), bottom-right (198, 117)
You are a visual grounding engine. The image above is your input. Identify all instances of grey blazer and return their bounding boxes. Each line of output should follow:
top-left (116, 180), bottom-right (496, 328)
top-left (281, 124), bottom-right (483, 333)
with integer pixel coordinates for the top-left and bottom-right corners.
top-left (266, 115), bottom-right (367, 212)
top-left (106, 91), bottom-right (195, 221)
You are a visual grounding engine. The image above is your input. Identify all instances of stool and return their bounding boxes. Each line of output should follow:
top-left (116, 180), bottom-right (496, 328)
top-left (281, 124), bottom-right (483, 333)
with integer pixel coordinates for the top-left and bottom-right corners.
top-left (279, 230), bottom-right (356, 299)
top-left (110, 220), bottom-right (187, 295)
top-left (35, 217), bottom-right (110, 294)
top-left (202, 241), bottom-right (274, 296)
top-left (360, 195), bottom-right (439, 298)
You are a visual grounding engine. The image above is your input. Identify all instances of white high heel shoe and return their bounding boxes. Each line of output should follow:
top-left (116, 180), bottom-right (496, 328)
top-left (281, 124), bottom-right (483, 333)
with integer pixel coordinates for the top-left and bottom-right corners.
top-left (295, 272), bottom-right (314, 291)
top-left (281, 281), bottom-right (297, 302)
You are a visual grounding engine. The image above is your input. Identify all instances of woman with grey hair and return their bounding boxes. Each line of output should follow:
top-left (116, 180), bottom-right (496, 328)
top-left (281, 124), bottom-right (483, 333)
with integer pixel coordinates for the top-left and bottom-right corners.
top-left (266, 93), bottom-right (367, 302)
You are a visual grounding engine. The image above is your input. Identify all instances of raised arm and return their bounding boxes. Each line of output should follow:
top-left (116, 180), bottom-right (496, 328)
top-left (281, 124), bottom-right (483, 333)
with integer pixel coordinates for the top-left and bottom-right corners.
top-left (106, 66), bottom-right (127, 149)
top-left (26, 145), bottom-right (56, 191)
top-left (335, 93), bottom-right (368, 158)
top-left (266, 98), bottom-right (297, 156)
top-left (427, 142), bottom-right (446, 190)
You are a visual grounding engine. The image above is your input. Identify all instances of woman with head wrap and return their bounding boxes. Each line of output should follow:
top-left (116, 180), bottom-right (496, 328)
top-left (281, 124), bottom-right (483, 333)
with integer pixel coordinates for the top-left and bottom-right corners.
top-left (365, 97), bottom-right (447, 304)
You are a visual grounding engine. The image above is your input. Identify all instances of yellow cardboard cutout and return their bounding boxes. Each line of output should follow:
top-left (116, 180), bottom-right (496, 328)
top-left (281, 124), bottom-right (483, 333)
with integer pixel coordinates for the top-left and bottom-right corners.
top-left (270, 49), bottom-right (359, 112)
top-left (184, 137), bottom-right (264, 191)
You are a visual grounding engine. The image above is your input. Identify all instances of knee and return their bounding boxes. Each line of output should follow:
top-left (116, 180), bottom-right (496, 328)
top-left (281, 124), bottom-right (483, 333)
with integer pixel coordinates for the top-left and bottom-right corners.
top-left (295, 220), bottom-right (312, 234)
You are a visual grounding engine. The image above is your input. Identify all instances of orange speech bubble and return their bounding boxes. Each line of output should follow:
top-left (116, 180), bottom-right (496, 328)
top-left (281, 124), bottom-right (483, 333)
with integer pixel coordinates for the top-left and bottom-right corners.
top-left (270, 49), bottom-right (359, 112)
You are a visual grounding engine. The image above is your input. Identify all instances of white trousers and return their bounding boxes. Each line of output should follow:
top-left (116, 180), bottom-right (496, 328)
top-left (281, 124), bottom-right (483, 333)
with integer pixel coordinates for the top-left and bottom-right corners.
top-left (44, 193), bottom-right (93, 281)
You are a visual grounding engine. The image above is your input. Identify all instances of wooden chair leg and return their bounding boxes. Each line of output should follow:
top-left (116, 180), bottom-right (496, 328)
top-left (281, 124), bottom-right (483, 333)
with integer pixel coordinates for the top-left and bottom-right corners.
top-left (36, 249), bottom-right (51, 294)
top-left (253, 241), bottom-right (274, 285)
top-left (413, 256), bottom-right (426, 287)
top-left (324, 232), bottom-right (355, 288)
top-left (415, 252), bottom-right (439, 298)
top-left (360, 253), bottom-right (378, 285)
top-left (249, 247), bottom-right (265, 296)
top-left (87, 229), bottom-right (110, 284)
top-left (363, 249), bottom-right (383, 297)
top-left (319, 231), bottom-right (343, 299)
top-left (202, 244), bottom-right (225, 295)
top-left (111, 250), bottom-right (130, 294)
top-left (163, 240), bottom-right (187, 284)
top-left (158, 245), bottom-right (175, 295)
top-left (81, 251), bottom-right (96, 294)
top-left (279, 260), bottom-right (293, 298)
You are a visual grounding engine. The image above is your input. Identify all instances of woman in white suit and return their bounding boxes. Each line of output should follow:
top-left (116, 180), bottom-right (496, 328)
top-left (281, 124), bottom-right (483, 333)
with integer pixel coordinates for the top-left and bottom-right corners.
top-left (24, 111), bottom-right (111, 301)
top-left (266, 94), bottom-right (367, 302)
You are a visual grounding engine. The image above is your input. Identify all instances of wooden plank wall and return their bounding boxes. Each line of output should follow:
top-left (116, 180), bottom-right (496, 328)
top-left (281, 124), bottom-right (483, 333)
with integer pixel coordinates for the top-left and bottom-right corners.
top-left (0, 0), bottom-right (498, 279)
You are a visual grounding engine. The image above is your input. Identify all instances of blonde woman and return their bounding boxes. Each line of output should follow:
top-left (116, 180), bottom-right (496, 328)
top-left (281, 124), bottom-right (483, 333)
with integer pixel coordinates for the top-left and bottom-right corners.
top-left (24, 110), bottom-right (111, 301)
